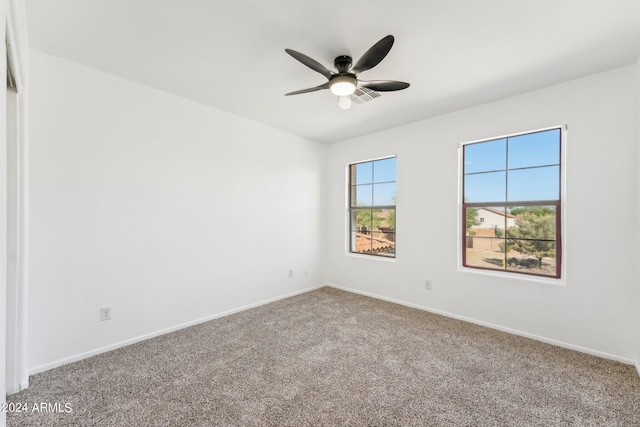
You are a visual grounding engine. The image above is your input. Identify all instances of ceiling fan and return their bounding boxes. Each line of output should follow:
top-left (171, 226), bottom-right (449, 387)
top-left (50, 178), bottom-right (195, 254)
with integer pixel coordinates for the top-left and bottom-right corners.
top-left (284, 35), bottom-right (410, 110)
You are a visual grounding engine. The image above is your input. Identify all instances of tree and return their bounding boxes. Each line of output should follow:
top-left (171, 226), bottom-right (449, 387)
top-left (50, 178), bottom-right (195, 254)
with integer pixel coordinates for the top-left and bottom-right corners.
top-left (466, 207), bottom-right (480, 232)
top-left (505, 210), bottom-right (555, 267)
top-left (386, 209), bottom-right (396, 231)
top-left (354, 209), bottom-right (382, 233)
top-left (386, 196), bottom-right (397, 231)
top-left (509, 206), bottom-right (554, 217)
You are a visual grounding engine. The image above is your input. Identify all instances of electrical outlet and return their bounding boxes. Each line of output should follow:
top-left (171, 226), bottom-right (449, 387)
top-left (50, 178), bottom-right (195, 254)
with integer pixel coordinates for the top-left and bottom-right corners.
top-left (100, 306), bottom-right (112, 321)
top-left (425, 279), bottom-right (432, 290)
top-left (288, 269), bottom-right (294, 278)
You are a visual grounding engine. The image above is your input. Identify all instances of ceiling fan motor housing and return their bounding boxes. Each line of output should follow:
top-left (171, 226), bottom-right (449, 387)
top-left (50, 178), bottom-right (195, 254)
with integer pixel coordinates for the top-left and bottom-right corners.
top-left (331, 55), bottom-right (357, 96)
top-left (334, 55), bottom-right (352, 74)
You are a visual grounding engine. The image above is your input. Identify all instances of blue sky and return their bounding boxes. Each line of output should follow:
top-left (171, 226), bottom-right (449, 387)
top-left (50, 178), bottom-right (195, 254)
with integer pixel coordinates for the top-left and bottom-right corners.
top-left (350, 129), bottom-right (560, 208)
top-left (464, 129), bottom-right (560, 203)
top-left (352, 157), bottom-right (396, 206)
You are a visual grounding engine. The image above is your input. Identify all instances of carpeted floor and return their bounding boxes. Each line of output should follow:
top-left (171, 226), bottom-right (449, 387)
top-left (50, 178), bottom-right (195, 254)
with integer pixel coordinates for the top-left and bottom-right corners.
top-left (6, 287), bottom-right (640, 426)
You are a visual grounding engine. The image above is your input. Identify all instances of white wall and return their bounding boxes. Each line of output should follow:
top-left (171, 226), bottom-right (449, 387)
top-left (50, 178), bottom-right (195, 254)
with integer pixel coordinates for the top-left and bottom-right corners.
top-left (4, 0), bottom-right (29, 399)
top-left (326, 65), bottom-right (638, 363)
top-left (1, 0), bottom-right (8, 423)
top-left (636, 57), bottom-right (640, 375)
top-left (27, 50), bottom-right (327, 373)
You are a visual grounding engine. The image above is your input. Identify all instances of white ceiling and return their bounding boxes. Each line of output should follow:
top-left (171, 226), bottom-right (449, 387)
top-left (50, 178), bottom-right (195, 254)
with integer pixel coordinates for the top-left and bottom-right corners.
top-left (25, 0), bottom-right (640, 143)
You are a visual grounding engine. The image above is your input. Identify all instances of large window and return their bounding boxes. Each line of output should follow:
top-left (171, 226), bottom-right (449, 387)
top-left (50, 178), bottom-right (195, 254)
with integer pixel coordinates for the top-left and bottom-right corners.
top-left (349, 157), bottom-right (396, 258)
top-left (462, 127), bottom-right (562, 278)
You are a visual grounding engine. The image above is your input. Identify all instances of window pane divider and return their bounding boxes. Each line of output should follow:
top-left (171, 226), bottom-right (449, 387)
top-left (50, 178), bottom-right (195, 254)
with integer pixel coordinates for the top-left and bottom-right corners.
top-left (349, 205), bottom-right (396, 210)
top-left (465, 163), bottom-right (560, 176)
top-left (464, 200), bottom-right (559, 208)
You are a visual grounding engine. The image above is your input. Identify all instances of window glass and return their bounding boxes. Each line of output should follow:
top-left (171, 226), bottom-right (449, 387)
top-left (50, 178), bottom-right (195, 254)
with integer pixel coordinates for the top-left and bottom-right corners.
top-left (373, 157), bottom-right (397, 182)
top-left (464, 171), bottom-right (506, 203)
top-left (464, 138), bottom-right (506, 173)
top-left (507, 166), bottom-right (560, 202)
top-left (352, 162), bottom-right (373, 185)
top-left (508, 129), bottom-right (560, 169)
top-left (351, 184), bottom-right (373, 207)
top-left (373, 182), bottom-right (396, 206)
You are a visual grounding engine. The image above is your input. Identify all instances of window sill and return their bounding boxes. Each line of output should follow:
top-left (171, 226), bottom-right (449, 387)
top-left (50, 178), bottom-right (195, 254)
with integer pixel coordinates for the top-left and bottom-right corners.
top-left (345, 252), bottom-right (397, 263)
top-left (458, 265), bottom-right (565, 286)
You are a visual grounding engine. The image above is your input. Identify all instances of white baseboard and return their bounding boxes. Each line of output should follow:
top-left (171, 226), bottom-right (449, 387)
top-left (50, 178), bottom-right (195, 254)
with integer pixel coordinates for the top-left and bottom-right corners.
top-left (327, 283), bottom-right (638, 369)
top-left (5, 378), bottom-right (29, 396)
top-left (30, 284), bottom-right (326, 376)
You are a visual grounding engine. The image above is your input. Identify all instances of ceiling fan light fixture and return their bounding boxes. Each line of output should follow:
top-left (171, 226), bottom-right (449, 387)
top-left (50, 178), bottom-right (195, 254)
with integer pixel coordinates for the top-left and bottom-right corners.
top-left (329, 75), bottom-right (357, 96)
top-left (338, 95), bottom-right (352, 110)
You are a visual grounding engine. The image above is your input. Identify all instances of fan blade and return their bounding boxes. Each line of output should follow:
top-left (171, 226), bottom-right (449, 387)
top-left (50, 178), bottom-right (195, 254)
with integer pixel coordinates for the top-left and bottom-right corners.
top-left (285, 49), bottom-right (334, 80)
top-left (359, 80), bottom-right (410, 92)
top-left (285, 82), bottom-right (331, 96)
top-left (351, 35), bottom-right (395, 75)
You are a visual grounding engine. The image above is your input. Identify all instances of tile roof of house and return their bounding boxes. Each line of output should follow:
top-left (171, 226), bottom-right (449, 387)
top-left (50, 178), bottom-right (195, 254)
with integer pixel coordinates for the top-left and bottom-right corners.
top-left (355, 232), bottom-right (395, 254)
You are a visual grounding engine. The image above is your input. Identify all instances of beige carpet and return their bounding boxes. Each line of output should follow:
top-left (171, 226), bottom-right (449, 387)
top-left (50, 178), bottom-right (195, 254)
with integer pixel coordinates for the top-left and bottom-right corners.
top-left (7, 287), bottom-right (640, 426)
